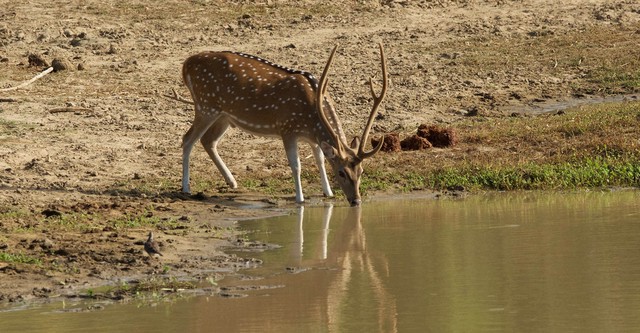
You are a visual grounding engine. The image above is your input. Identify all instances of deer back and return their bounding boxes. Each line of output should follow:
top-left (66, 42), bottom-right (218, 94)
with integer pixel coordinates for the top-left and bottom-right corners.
top-left (182, 51), bottom-right (337, 143)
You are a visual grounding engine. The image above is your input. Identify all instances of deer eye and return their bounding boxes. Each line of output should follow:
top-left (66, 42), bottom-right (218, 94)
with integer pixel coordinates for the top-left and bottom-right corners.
top-left (338, 170), bottom-right (347, 178)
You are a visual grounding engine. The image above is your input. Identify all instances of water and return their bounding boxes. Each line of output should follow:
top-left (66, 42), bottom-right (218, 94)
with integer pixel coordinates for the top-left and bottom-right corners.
top-left (2, 191), bottom-right (640, 332)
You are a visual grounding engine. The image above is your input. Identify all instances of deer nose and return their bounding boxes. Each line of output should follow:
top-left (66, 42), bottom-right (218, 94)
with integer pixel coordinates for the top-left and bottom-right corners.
top-left (350, 198), bottom-right (361, 207)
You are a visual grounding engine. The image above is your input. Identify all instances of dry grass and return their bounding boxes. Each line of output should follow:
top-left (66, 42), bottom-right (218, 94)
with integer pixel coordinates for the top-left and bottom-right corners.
top-left (429, 23), bottom-right (640, 103)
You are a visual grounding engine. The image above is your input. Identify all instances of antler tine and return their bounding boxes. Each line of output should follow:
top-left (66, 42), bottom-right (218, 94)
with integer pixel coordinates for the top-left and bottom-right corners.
top-left (316, 45), bottom-right (343, 150)
top-left (318, 45), bottom-right (338, 97)
top-left (357, 42), bottom-right (388, 159)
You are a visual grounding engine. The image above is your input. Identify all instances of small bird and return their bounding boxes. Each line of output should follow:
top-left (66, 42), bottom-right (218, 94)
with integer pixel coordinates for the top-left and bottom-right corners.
top-left (144, 232), bottom-right (163, 258)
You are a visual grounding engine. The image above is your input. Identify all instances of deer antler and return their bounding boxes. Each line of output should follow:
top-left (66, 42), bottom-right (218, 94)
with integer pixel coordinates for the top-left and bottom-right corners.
top-left (316, 45), bottom-right (348, 153)
top-left (357, 43), bottom-right (388, 160)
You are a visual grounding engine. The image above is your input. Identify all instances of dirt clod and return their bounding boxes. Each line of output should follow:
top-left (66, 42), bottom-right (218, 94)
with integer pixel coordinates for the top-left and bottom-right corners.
top-left (27, 53), bottom-right (49, 67)
top-left (52, 58), bottom-right (72, 72)
top-left (41, 209), bottom-right (62, 218)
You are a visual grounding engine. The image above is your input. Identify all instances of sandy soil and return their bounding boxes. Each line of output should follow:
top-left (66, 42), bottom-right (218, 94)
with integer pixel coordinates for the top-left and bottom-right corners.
top-left (1, 0), bottom-right (639, 304)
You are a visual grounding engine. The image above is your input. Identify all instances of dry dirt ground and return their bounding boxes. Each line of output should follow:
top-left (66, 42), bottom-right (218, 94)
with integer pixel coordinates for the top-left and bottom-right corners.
top-left (1, 0), bottom-right (639, 304)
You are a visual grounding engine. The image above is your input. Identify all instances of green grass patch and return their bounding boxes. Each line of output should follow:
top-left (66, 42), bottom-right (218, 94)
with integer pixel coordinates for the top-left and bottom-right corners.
top-left (0, 209), bottom-right (30, 220)
top-left (425, 156), bottom-right (640, 191)
top-left (588, 68), bottom-right (640, 94)
top-left (369, 101), bottom-right (640, 192)
top-left (367, 155), bottom-right (640, 192)
top-left (0, 252), bottom-right (42, 265)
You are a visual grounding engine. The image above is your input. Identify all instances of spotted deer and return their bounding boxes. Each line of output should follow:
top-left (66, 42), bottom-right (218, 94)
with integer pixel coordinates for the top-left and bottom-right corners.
top-left (180, 44), bottom-right (388, 206)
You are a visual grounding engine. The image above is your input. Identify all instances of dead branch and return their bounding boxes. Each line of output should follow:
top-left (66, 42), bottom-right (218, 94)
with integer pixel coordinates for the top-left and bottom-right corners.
top-left (163, 88), bottom-right (194, 105)
top-left (0, 67), bottom-right (54, 92)
top-left (48, 107), bottom-right (92, 114)
top-left (0, 98), bottom-right (18, 103)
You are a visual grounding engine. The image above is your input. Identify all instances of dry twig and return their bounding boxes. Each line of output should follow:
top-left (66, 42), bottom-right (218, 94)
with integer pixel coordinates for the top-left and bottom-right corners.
top-left (48, 107), bottom-right (92, 114)
top-left (0, 67), bottom-right (54, 92)
top-left (163, 88), bottom-right (194, 105)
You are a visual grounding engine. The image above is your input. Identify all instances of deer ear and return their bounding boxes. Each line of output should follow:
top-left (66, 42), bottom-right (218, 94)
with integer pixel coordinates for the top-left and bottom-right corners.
top-left (320, 141), bottom-right (336, 158)
top-left (350, 136), bottom-right (360, 149)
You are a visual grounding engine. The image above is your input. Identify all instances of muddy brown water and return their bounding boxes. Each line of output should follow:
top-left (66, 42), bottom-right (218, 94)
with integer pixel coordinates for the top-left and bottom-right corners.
top-left (1, 191), bottom-right (640, 332)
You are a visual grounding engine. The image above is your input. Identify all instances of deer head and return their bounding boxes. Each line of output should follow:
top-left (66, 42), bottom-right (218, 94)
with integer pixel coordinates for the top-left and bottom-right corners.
top-left (316, 44), bottom-right (388, 206)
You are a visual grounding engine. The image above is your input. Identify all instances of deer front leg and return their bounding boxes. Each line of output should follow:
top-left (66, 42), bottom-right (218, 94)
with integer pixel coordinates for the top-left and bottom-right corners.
top-left (182, 114), bottom-right (219, 194)
top-left (284, 138), bottom-right (304, 204)
top-left (311, 143), bottom-right (334, 197)
top-left (200, 119), bottom-right (238, 189)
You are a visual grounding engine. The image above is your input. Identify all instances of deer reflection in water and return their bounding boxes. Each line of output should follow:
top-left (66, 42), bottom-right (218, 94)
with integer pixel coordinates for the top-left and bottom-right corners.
top-left (287, 204), bottom-right (398, 333)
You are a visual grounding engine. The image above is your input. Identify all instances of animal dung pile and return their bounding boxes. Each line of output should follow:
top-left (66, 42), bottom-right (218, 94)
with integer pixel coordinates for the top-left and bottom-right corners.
top-left (416, 124), bottom-right (458, 148)
top-left (374, 124), bottom-right (458, 152)
top-left (400, 134), bottom-right (432, 150)
top-left (371, 133), bottom-right (401, 152)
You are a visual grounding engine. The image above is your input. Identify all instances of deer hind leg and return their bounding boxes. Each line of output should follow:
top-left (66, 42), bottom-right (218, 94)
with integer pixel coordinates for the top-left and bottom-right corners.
top-left (200, 118), bottom-right (237, 189)
top-left (283, 137), bottom-right (304, 204)
top-left (311, 143), bottom-right (334, 198)
top-left (182, 112), bottom-right (220, 193)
